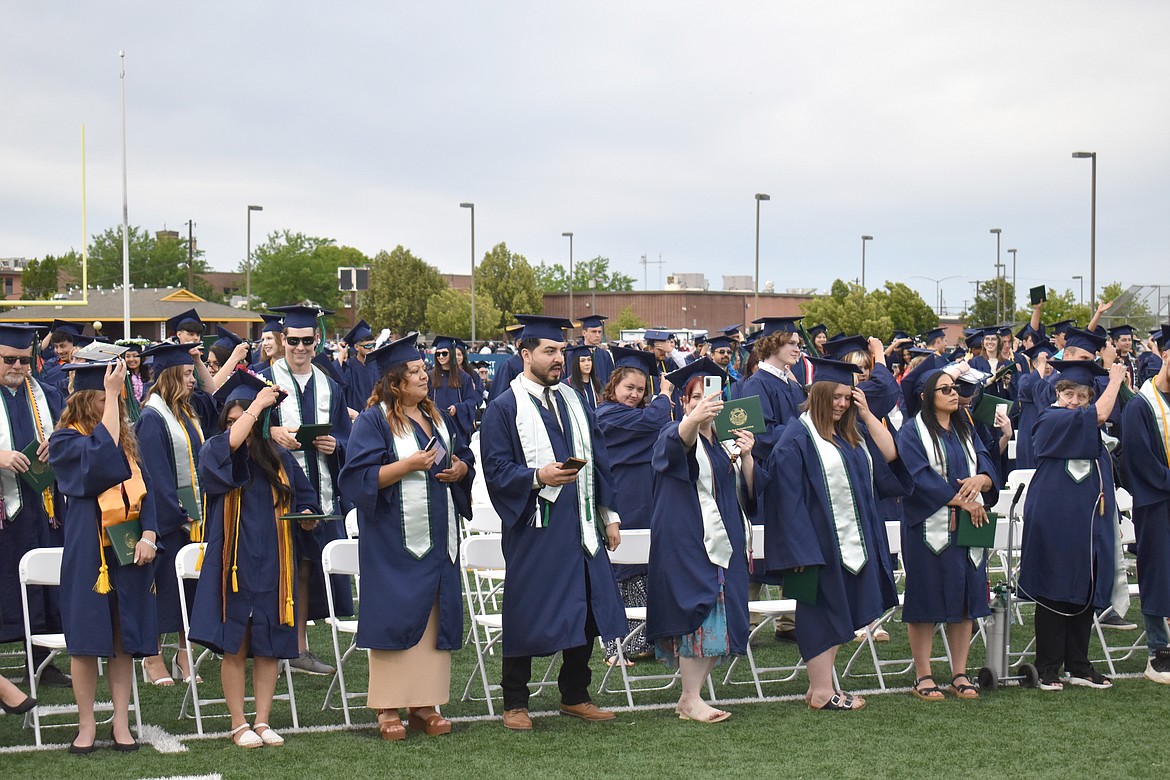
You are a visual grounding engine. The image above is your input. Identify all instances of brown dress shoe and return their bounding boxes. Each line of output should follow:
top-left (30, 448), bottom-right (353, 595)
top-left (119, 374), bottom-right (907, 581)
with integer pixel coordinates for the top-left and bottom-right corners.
top-left (502, 708), bottom-right (533, 731)
top-left (559, 702), bottom-right (617, 721)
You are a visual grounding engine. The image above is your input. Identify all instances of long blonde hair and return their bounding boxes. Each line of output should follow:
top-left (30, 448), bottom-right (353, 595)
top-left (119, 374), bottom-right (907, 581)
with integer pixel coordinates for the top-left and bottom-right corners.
top-left (57, 389), bottom-right (141, 464)
top-left (143, 364), bottom-right (195, 418)
top-left (803, 381), bottom-right (861, 447)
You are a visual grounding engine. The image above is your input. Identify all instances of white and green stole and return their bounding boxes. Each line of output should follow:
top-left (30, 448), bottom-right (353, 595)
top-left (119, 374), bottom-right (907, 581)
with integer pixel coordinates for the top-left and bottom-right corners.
top-left (1138, 379), bottom-right (1170, 469)
top-left (0, 379), bottom-right (54, 521)
top-left (799, 412), bottom-right (871, 574)
top-left (381, 404), bottom-right (458, 563)
top-left (144, 395), bottom-right (205, 525)
top-left (911, 413), bottom-right (983, 567)
top-left (271, 359), bottom-right (335, 511)
top-left (693, 436), bottom-right (751, 568)
top-left (509, 375), bottom-right (602, 556)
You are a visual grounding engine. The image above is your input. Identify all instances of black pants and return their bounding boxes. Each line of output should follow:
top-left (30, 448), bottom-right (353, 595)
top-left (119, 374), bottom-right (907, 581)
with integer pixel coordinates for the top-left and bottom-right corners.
top-left (1034, 596), bottom-right (1096, 679)
top-left (501, 564), bottom-right (599, 711)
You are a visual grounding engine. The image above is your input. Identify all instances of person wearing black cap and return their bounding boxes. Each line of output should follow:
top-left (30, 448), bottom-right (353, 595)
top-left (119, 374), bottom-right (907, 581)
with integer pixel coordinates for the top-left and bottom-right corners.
top-left (338, 334), bottom-right (475, 740)
top-left (39, 322), bottom-right (88, 397)
top-left (0, 324), bottom-right (71, 690)
top-left (1108, 324), bottom-right (1139, 388)
top-left (207, 327), bottom-right (251, 379)
top-left (335, 319), bottom-right (379, 416)
top-left (48, 359), bottom-right (159, 752)
top-left (261, 305), bottom-right (354, 676)
top-left (486, 324), bottom-right (526, 403)
top-left (645, 358), bottom-right (756, 723)
top-left (1138, 327), bottom-right (1165, 385)
top-left (807, 323), bottom-right (829, 356)
top-left (644, 329), bottom-right (683, 388)
top-left (1014, 340), bottom-right (1058, 469)
top-left (579, 315), bottom-right (615, 387)
top-left (249, 315), bottom-right (285, 373)
top-left (136, 342), bottom-right (207, 687)
top-left (595, 346), bottom-right (676, 663)
top-left (188, 368), bottom-right (320, 748)
top-left (1120, 325), bottom-right (1170, 684)
top-left (920, 327), bottom-right (948, 355)
top-left (430, 336), bottom-right (480, 440)
top-left (162, 309), bottom-right (227, 437)
top-left (1020, 359), bottom-right (1127, 690)
top-left (896, 368), bottom-right (1000, 701)
top-left (563, 344), bottom-right (602, 410)
top-left (762, 358), bottom-right (906, 711)
top-left (479, 314), bottom-right (626, 731)
top-left (706, 335), bottom-right (741, 390)
top-left (733, 317), bottom-right (808, 464)
top-left (117, 338), bottom-right (153, 402)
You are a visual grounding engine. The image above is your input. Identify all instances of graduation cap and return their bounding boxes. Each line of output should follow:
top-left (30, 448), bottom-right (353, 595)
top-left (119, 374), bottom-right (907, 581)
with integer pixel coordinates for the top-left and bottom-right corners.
top-left (268, 304), bottom-right (332, 331)
top-left (1153, 325), bottom-right (1170, 351)
top-left (663, 357), bottom-right (727, 389)
top-left (513, 314), bottom-right (572, 342)
top-left (0, 323), bottom-right (41, 349)
top-left (214, 367), bottom-right (288, 407)
top-left (611, 345), bottom-right (659, 376)
top-left (720, 324), bottom-right (743, 338)
top-left (964, 329), bottom-right (989, 350)
top-left (823, 335), bottom-right (869, 361)
top-left (751, 316), bottom-right (803, 338)
top-left (891, 330), bottom-right (911, 342)
top-left (643, 329), bottom-right (673, 343)
top-left (907, 347), bottom-right (937, 359)
top-left (706, 335), bottom-right (736, 352)
top-left (1063, 327), bottom-right (1107, 354)
top-left (1047, 319), bottom-right (1077, 336)
top-left (343, 319), bottom-right (374, 345)
top-left (913, 367), bottom-right (944, 396)
top-left (1024, 340), bottom-right (1058, 360)
top-left (141, 342), bottom-right (196, 372)
top-left (807, 323), bottom-right (829, 338)
top-left (71, 333), bottom-right (98, 349)
top-left (1016, 323), bottom-right (1043, 341)
top-left (60, 361), bottom-right (116, 393)
top-left (431, 335), bottom-right (460, 352)
top-left (504, 323), bottom-right (525, 339)
top-left (1107, 324), bottom-right (1137, 340)
top-left (996, 323), bottom-right (1014, 338)
top-left (692, 334), bottom-right (708, 346)
top-left (920, 327), bottom-right (947, 345)
top-left (566, 344), bottom-right (594, 363)
top-left (166, 308), bottom-right (204, 336)
top-left (50, 319), bottom-right (84, 337)
top-left (1049, 359), bottom-right (1109, 388)
top-left (260, 314), bottom-right (284, 333)
top-left (368, 333), bottom-right (424, 377)
top-left (947, 346), bottom-right (968, 363)
top-left (578, 314), bottom-right (607, 329)
top-left (807, 357), bottom-right (862, 386)
top-left (212, 326), bottom-right (245, 351)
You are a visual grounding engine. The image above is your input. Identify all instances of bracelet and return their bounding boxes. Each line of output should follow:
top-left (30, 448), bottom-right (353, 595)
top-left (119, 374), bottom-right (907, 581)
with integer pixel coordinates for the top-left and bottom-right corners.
top-left (241, 410), bottom-right (260, 421)
top-left (139, 537), bottom-right (157, 551)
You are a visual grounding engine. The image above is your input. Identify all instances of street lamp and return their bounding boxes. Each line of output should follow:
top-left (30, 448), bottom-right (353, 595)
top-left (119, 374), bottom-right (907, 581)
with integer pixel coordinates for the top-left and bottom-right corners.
top-left (754, 193), bottom-right (770, 320)
top-left (912, 274), bottom-right (963, 316)
top-left (589, 276), bottom-right (597, 316)
top-left (562, 232), bottom-right (574, 318)
top-left (990, 228), bottom-right (1002, 322)
top-left (1007, 248), bottom-right (1017, 317)
top-left (245, 205), bottom-right (263, 307)
top-left (861, 235), bottom-right (873, 289)
top-left (460, 203), bottom-right (476, 343)
top-left (1072, 275), bottom-right (1084, 305)
top-left (1072, 151), bottom-right (1097, 305)
top-left (186, 219), bottom-right (196, 291)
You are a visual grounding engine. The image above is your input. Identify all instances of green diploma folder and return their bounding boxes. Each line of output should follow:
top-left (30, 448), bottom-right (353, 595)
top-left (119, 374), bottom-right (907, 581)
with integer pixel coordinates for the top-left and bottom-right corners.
top-left (277, 513), bottom-right (342, 523)
top-left (782, 566), bottom-right (820, 606)
top-left (714, 394), bottom-right (765, 441)
top-left (19, 439), bottom-right (55, 494)
top-left (107, 518), bottom-right (143, 566)
top-left (294, 423), bottom-right (332, 448)
top-left (956, 509), bottom-right (998, 548)
top-left (972, 393), bottom-right (1012, 426)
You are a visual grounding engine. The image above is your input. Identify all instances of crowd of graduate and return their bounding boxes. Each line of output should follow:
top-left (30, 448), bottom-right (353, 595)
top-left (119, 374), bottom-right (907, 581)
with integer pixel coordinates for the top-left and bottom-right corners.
top-left (2, 294), bottom-right (1170, 750)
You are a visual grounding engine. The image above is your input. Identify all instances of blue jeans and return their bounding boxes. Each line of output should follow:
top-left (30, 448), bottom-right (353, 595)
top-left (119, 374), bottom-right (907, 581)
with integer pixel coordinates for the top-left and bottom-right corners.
top-left (1144, 613), bottom-right (1170, 656)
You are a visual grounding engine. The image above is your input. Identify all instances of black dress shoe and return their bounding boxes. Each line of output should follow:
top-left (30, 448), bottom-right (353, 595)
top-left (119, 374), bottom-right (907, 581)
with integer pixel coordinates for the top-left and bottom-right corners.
top-left (0, 694), bottom-right (37, 715)
top-left (111, 737), bottom-right (140, 752)
top-left (38, 664), bottom-right (73, 688)
top-left (69, 736), bottom-right (97, 755)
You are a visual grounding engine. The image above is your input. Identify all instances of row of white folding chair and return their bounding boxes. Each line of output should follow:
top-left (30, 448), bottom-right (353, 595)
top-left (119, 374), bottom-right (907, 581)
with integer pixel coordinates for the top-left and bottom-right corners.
top-left (320, 538), bottom-right (363, 725)
top-left (18, 547), bottom-right (143, 746)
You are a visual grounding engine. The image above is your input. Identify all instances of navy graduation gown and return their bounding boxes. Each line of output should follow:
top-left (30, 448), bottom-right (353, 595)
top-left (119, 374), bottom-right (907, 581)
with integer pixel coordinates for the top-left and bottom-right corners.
top-left (1020, 406), bottom-right (1116, 609)
top-left (1121, 389), bottom-right (1170, 617)
top-left (0, 383), bottom-right (64, 643)
top-left (487, 354), bottom-right (523, 403)
top-left (431, 370), bottom-right (479, 442)
top-left (48, 424), bottom-right (159, 657)
top-left (479, 386), bottom-right (626, 657)
top-left (645, 424), bottom-right (752, 654)
top-left (337, 407), bottom-right (473, 651)
top-left (763, 423), bottom-right (909, 661)
top-left (136, 406), bottom-right (204, 634)
top-left (858, 364), bottom-right (900, 421)
top-left (189, 435), bottom-right (319, 658)
top-left (1014, 372), bottom-right (1044, 469)
top-left (566, 378), bottom-right (601, 411)
top-left (595, 395), bottom-right (673, 580)
top-left (341, 356), bottom-right (377, 413)
top-left (591, 346), bottom-right (615, 388)
top-left (896, 422), bottom-right (998, 623)
top-left (732, 368), bottom-right (806, 464)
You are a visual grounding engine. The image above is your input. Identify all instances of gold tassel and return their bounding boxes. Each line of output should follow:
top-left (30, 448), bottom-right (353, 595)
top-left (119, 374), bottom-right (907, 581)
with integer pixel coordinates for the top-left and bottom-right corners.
top-left (195, 542), bottom-right (204, 571)
top-left (42, 487), bottom-right (55, 523)
top-left (94, 531), bottom-right (112, 594)
top-left (231, 564), bottom-right (239, 593)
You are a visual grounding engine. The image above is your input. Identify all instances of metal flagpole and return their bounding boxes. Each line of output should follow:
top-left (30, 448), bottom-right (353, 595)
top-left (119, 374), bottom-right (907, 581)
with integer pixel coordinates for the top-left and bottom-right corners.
top-left (119, 51), bottom-right (131, 336)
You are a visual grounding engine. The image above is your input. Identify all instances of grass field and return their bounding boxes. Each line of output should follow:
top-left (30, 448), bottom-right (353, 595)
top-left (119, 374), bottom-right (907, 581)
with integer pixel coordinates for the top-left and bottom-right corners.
top-left (3, 586), bottom-right (1168, 780)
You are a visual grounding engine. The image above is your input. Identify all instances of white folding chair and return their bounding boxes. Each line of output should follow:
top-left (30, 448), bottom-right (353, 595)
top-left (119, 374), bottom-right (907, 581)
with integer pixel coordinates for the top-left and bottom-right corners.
top-left (175, 542), bottom-right (299, 734)
top-left (321, 538), bottom-right (363, 725)
top-left (19, 547), bottom-right (142, 746)
top-left (344, 508), bottom-right (360, 539)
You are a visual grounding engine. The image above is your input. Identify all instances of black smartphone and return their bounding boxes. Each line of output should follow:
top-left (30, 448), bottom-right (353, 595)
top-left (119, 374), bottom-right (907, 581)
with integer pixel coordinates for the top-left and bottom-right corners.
top-left (560, 457), bottom-right (588, 473)
top-left (424, 436), bottom-right (439, 451)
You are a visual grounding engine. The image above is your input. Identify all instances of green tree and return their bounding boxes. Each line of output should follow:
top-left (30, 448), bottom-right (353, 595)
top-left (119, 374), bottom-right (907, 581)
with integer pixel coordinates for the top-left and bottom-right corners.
top-left (245, 231), bottom-right (358, 314)
top-left (1017, 288), bottom-right (1092, 333)
top-left (1094, 281), bottom-right (1156, 333)
top-left (424, 288), bottom-right (502, 341)
top-left (475, 242), bottom-right (543, 330)
top-left (612, 305), bottom-right (647, 334)
top-left (357, 245), bottom-right (447, 335)
top-left (964, 279), bottom-right (1019, 328)
top-left (535, 256), bottom-right (636, 293)
top-left (800, 280), bottom-right (934, 342)
top-left (87, 226), bottom-right (213, 297)
top-left (870, 282), bottom-right (939, 338)
top-left (22, 252), bottom-right (80, 299)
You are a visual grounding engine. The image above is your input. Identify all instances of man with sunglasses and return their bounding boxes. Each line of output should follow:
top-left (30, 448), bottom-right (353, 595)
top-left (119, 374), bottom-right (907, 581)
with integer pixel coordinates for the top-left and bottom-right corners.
top-left (335, 319), bottom-right (378, 418)
top-left (0, 324), bottom-right (72, 688)
top-left (261, 305), bottom-right (354, 676)
top-left (706, 334), bottom-right (741, 398)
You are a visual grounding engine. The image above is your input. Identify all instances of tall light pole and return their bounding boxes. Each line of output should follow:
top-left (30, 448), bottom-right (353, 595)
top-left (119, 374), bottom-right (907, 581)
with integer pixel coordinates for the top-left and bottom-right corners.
top-left (1007, 248), bottom-right (1017, 317)
top-left (912, 274), bottom-right (962, 316)
top-left (1073, 275), bottom-right (1084, 305)
top-left (990, 228), bottom-right (1002, 322)
top-left (245, 205), bottom-right (262, 307)
top-left (861, 235), bottom-right (873, 289)
top-left (1072, 151), bottom-right (1097, 305)
top-left (119, 51), bottom-right (131, 335)
top-left (562, 232), bottom-right (574, 318)
top-left (754, 193), bottom-right (770, 320)
top-left (186, 219), bottom-right (196, 291)
top-left (460, 203), bottom-right (476, 343)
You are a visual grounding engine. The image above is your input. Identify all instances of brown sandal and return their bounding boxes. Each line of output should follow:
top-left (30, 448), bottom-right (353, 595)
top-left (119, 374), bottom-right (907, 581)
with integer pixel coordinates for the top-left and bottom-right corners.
top-left (950, 673), bottom-right (980, 699)
top-left (911, 675), bottom-right (946, 701)
top-left (377, 710), bottom-right (406, 741)
top-left (408, 708), bottom-right (452, 736)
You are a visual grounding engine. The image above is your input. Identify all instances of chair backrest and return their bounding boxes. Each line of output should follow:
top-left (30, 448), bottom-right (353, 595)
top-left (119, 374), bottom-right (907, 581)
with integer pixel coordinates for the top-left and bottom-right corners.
top-left (322, 538), bottom-right (360, 577)
top-left (1006, 469), bottom-right (1036, 504)
top-left (607, 529), bottom-right (650, 565)
top-left (462, 533), bottom-right (505, 571)
top-left (344, 508), bottom-right (359, 539)
top-left (19, 547), bottom-right (63, 587)
top-left (884, 520), bottom-right (902, 557)
top-left (175, 543), bottom-right (205, 581)
top-left (466, 504), bottom-right (503, 534)
top-left (752, 525), bottom-right (765, 560)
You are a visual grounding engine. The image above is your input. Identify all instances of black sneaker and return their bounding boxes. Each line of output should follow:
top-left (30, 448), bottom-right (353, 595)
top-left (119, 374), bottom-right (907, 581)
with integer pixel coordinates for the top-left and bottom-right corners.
top-left (37, 664), bottom-right (73, 688)
top-left (1144, 647), bottom-right (1170, 685)
top-left (1097, 610), bottom-right (1138, 630)
top-left (774, 628), bottom-right (797, 644)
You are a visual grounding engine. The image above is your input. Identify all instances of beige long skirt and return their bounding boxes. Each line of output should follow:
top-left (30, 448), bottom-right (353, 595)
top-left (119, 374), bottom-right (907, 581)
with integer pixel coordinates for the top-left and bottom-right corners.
top-left (367, 599), bottom-right (451, 709)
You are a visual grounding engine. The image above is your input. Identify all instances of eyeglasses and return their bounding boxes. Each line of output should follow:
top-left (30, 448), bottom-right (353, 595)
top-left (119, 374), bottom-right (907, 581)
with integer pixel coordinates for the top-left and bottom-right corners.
top-left (359, 342), bottom-right (377, 350)
top-left (284, 336), bottom-right (316, 347)
top-left (935, 385), bottom-right (958, 395)
top-left (1, 356), bottom-right (33, 365)
top-left (434, 350), bottom-right (450, 357)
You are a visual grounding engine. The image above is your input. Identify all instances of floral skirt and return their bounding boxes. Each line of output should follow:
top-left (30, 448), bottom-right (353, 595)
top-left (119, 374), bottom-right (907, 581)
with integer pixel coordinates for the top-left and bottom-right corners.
top-left (605, 575), bottom-right (651, 660)
top-left (654, 584), bottom-right (731, 671)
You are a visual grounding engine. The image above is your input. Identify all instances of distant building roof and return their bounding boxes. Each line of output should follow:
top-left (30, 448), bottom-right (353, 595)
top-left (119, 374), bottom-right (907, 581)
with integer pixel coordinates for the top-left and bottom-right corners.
top-left (0, 286), bottom-right (263, 325)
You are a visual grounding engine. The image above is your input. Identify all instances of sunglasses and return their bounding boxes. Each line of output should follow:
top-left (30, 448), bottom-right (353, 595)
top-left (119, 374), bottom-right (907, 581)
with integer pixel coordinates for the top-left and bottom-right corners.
top-left (359, 342), bottom-right (377, 350)
top-left (712, 349), bottom-right (732, 355)
top-left (1, 356), bottom-right (33, 365)
top-left (284, 336), bottom-right (316, 347)
top-left (935, 385), bottom-right (958, 395)
top-left (434, 350), bottom-right (450, 357)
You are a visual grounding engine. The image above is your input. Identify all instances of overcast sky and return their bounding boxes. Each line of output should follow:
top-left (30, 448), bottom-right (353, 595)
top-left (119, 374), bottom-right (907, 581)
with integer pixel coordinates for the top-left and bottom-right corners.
top-left (2, 2), bottom-right (1167, 317)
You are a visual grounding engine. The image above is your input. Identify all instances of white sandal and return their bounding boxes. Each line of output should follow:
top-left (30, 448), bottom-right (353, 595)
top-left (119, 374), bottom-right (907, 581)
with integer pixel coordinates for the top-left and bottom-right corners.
top-left (253, 722), bottom-right (285, 747)
top-left (230, 723), bottom-right (263, 749)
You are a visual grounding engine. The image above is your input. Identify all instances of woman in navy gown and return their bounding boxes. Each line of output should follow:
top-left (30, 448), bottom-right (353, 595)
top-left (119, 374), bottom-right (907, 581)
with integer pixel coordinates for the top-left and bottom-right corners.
top-left (429, 336), bottom-right (479, 442)
top-left (565, 344), bottom-right (602, 410)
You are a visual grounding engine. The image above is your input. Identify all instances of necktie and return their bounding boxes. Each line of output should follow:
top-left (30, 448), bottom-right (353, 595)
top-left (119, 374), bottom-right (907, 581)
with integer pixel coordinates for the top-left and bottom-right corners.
top-left (543, 387), bottom-right (562, 431)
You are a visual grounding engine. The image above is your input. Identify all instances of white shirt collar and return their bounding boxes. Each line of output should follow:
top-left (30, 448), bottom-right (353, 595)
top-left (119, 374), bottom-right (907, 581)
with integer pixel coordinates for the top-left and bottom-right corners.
top-left (757, 361), bottom-right (790, 381)
top-left (518, 372), bottom-right (558, 398)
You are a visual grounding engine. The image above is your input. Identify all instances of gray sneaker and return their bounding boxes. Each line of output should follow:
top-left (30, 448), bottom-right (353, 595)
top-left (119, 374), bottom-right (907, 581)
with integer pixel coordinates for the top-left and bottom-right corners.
top-left (289, 650), bottom-right (335, 676)
top-left (1144, 648), bottom-right (1170, 685)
